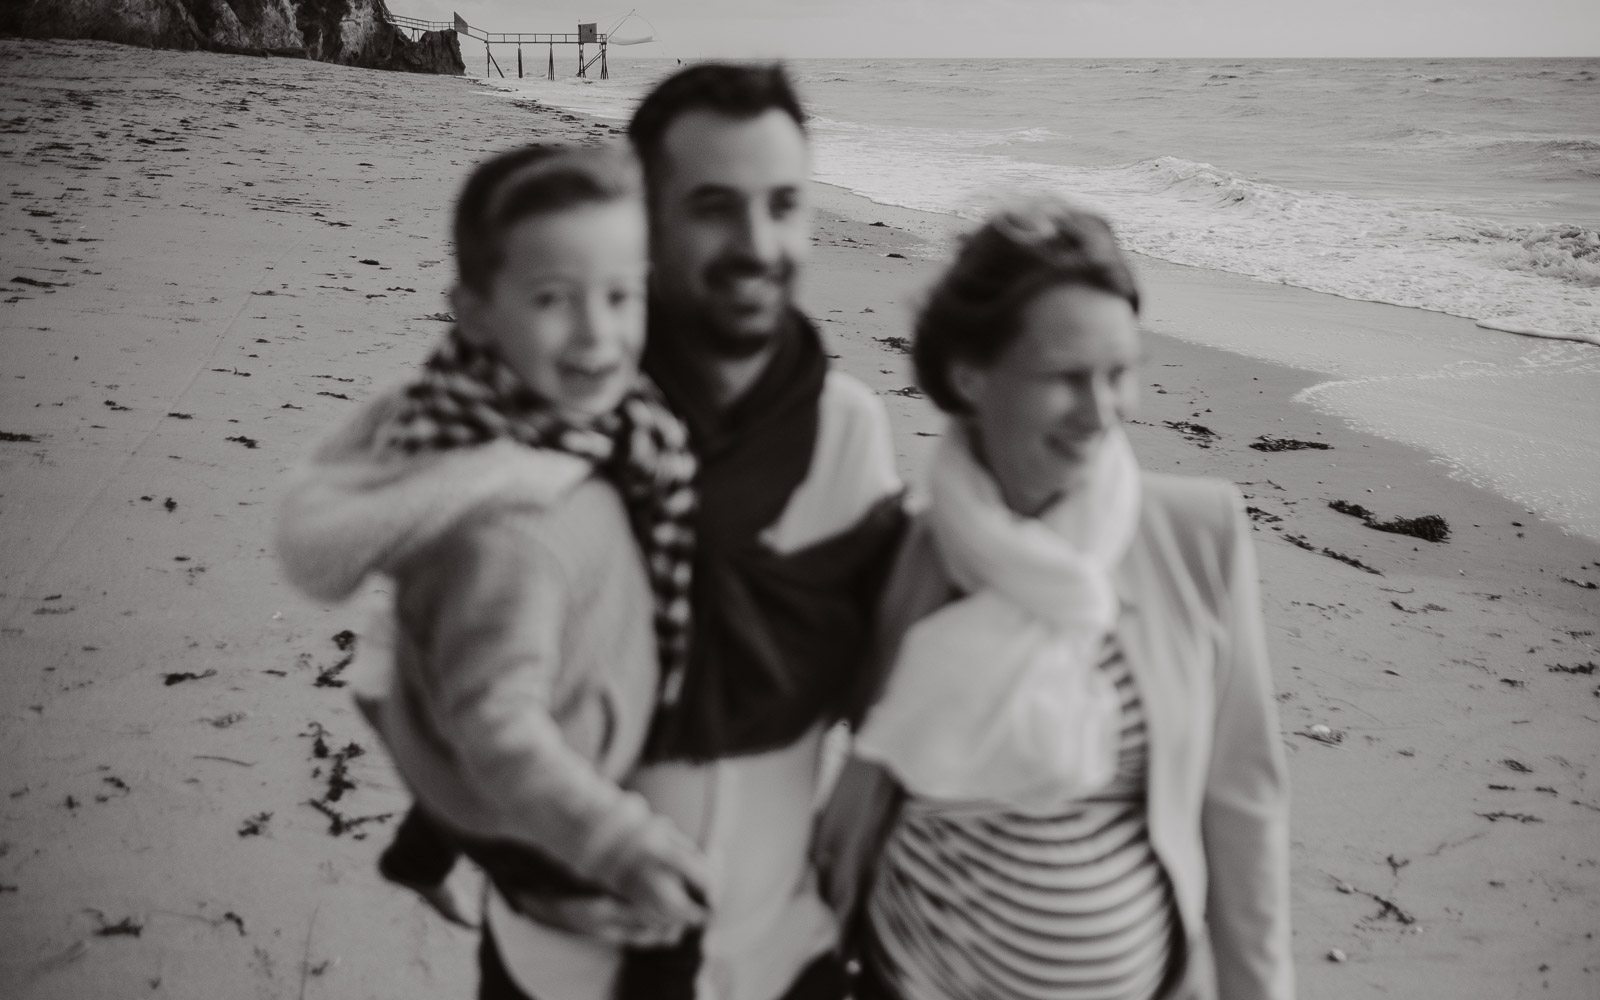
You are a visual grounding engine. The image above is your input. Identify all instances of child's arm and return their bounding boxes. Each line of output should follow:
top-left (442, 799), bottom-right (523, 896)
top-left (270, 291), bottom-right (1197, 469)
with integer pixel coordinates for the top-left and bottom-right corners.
top-left (405, 515), bottom-right (707, 923)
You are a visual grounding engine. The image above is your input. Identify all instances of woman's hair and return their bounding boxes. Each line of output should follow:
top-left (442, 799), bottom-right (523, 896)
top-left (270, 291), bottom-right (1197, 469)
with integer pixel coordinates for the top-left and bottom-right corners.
top-left (453, 144), bottom-right (642, 295)
top-left (913, 198), bottom-right (1141, 414)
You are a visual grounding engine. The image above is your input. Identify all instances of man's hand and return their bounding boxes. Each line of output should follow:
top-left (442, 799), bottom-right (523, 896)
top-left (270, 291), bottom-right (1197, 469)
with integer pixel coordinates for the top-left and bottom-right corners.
top-left (504, 892), bottom-right (691, 948)
top-left (506, 819), bottom-right (710, 948)
top-left (611, 819), bottom-right (711, 929)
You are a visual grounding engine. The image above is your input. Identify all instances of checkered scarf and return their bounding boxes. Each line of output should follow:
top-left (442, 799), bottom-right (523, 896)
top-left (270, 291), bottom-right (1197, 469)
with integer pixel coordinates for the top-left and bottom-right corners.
top-left (381, 327), bottom-right (696, 705)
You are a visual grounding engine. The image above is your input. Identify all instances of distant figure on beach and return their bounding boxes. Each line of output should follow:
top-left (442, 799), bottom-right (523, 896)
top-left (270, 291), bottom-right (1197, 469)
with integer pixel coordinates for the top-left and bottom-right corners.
top-left (276, 145), bottom-right (717, 999)
top-left (470, 62), bottom-right (905, 1000)
top-left (814, 200), bottom-right (1295, 1000)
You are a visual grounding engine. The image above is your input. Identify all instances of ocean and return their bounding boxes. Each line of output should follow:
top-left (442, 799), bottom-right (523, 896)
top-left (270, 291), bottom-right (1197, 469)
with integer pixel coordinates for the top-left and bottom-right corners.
top-left (477, 57), bottom-right (1600, 539)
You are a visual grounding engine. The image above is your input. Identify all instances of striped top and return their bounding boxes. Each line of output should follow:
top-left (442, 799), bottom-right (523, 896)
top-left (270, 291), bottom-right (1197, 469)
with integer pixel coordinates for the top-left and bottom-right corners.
top-left (865, 640), bottom-right (1179, 1000)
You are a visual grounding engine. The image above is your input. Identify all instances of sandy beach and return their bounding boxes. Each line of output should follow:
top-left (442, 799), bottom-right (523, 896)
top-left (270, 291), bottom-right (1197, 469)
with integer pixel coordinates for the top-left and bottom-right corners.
top-left (1, 39), bottom-right (1597, 1000)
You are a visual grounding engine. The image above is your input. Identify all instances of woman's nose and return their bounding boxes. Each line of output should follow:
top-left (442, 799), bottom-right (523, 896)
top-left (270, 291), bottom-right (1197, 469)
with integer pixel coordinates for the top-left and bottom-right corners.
top-left (1078, 375), bottom-right (1121, 430)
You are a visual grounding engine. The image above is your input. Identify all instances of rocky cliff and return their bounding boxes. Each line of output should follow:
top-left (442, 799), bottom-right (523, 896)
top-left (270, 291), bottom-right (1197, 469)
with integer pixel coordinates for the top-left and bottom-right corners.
top-left (0, 0), bottom-right (465, 74)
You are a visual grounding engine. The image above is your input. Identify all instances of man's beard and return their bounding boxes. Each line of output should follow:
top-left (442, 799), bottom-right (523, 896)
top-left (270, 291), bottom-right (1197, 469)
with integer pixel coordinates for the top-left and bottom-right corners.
top-left (691, 256), bottom-right (796, 360)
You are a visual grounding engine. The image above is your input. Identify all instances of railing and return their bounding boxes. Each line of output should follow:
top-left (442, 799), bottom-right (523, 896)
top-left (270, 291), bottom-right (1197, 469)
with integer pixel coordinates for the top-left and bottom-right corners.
top-left (387, 14), bottom-right (455, 35)
top-left (474, 32), bottom-right (606, 44)
top-left (384, 11), bottom-right (612, 79)
top-left (382, 13), bottom-right (607, 46)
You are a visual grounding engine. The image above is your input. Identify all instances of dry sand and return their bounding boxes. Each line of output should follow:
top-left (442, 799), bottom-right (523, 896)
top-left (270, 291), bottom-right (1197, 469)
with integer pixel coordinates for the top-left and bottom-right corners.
top-left (2, 38), bottom-right (1597, 1000)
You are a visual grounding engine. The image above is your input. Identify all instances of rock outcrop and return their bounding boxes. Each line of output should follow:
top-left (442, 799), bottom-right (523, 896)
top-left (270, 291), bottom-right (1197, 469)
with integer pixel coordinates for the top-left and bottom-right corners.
top-left (0, 0), bottom-right (465, 74)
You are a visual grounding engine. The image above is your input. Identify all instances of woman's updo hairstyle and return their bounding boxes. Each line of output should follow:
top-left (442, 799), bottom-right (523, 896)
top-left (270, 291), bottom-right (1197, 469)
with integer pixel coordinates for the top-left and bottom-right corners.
top-left (913, 198), bottom-right (1140, 414)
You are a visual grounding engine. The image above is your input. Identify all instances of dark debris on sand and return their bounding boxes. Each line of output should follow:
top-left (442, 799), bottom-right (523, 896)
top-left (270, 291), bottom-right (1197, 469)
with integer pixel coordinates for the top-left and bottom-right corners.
top-left (311, 628), bottom-right (357, 687)
top-left (1477, 811), bottom-right (1543, 824)
top-left (1, 430), bottom-right (40, 442)
top-left (162, 668), bottom-right (216, 686)
top-left (1283, 533), bottom-right (1382, 575)
top-left (1251, 435), bottom-right (1332, 452)
top-left (313, 654), bottom-right (352, 688)
top-left (874, 336), bottom-right (911, 354)
top-left (1330, 500), bottom-right (1450, 543)
top-left (1549, 662), bottom-right (1597, 675)
top-left (1369, 514), bottom-right (1450, 543)
top-left (1164, 420), bottom-right (1218, 447)
top-left (92, 915), bottom-right (144, 937)
top-left (298, 721), bottom-right (391, 837)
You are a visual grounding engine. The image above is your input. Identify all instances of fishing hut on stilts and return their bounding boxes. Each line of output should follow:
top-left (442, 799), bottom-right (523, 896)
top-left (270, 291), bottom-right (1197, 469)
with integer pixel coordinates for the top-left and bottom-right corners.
top-left (387, 10), bottom-right (657, 80)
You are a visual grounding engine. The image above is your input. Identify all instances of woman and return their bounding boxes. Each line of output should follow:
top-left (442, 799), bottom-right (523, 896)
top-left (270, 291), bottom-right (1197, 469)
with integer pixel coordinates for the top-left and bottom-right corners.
top-left (817, 199), bottom-right (1293, 1000)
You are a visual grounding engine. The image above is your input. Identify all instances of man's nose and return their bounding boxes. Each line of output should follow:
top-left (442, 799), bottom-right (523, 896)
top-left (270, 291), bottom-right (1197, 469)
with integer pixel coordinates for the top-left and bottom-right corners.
top-left (734, 204), bottom-right (782, 267)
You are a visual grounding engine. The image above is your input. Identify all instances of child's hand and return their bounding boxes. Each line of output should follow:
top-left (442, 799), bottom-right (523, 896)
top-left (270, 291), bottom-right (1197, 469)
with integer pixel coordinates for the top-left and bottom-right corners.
top-left (611, 817), bottom-right (711, 931)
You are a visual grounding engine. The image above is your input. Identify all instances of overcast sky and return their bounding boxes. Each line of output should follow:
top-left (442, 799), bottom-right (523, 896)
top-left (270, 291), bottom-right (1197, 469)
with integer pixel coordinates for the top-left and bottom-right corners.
top-left (402, 0), bottom-right (1600, 59)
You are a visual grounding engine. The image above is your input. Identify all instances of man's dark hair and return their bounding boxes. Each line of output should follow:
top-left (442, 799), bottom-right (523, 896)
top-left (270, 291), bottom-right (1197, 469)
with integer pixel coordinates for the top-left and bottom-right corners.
top-left (453, 143), bottom-right (640, 295)
top-left (627, 63), bottom-right (806, 181)
top-left (914, 198), bottom-right (1141, 414)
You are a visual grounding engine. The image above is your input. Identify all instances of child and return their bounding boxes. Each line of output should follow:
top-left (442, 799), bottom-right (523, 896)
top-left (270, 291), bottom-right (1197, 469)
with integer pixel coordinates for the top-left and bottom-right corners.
top-left (278, 144), bottom-right (707, 1000)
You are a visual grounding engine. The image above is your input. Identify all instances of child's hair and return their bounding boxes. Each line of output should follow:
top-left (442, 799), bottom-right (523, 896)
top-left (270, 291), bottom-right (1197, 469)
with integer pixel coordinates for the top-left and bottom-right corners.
top-left (453, 144), bottom-right (642, 295)
top-left (913, 196), bottom-right (1141, 414)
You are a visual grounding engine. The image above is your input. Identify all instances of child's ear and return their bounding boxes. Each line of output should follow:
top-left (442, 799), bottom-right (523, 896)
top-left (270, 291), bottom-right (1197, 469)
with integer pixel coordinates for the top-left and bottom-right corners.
top-left (449, 285), bottom-right (487, 344)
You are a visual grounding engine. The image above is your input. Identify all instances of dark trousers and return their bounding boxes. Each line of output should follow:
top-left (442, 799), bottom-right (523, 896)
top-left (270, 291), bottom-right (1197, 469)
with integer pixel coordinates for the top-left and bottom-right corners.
top-left (379, 804), bottom-right (461, 887)
top-left (385, 804), bottom-right (704, 1000)
top-left (478, 927), bottom-right (850, 1000)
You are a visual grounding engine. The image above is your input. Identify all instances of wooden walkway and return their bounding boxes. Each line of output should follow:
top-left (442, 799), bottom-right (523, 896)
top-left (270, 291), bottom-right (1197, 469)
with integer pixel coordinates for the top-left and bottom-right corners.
top-left (386, 12), bottom-right (611, 80)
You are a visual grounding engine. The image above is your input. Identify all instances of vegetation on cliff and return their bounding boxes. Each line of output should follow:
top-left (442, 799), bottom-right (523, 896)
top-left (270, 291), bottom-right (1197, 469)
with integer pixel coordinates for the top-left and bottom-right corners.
top-left (0, 0), bottom-right (465, 73)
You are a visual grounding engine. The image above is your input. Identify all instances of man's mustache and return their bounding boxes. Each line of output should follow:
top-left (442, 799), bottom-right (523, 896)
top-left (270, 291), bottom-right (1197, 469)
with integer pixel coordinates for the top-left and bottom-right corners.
top-left (704, 256), bottom-right (794, 286)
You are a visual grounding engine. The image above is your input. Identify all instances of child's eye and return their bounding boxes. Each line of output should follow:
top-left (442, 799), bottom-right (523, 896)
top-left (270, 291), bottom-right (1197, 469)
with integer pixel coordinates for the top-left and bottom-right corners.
top-left (607, 286), bottom-right (642, 308)
top-left (531, 289), bottom-right (567, 309)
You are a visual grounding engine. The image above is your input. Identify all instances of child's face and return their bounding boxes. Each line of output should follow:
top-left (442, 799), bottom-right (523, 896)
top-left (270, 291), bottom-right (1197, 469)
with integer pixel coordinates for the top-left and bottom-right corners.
top-left (457, 200), bottom-right (649, 422)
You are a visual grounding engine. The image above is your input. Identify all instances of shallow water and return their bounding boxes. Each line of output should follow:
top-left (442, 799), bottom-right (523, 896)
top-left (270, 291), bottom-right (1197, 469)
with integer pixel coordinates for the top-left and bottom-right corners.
top-left (478, 57), bottom-right (1600, 539)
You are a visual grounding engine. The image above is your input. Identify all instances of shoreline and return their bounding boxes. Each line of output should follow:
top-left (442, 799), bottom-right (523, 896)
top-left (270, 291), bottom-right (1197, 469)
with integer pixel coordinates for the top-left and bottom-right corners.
top-left (1, 40), bottom-right (1597, 1000)
top-left (809, 181), bottom-right (1600, 545)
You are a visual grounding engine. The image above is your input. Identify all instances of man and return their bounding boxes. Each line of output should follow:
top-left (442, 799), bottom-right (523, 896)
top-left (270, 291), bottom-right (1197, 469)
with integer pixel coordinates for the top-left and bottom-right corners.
top-left (482, 64), bottom-right (906, 1000)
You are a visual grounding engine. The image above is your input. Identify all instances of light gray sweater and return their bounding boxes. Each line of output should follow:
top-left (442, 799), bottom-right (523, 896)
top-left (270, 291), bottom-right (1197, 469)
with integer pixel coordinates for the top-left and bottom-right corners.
top-left (277, 387), bottom-right (670, 890)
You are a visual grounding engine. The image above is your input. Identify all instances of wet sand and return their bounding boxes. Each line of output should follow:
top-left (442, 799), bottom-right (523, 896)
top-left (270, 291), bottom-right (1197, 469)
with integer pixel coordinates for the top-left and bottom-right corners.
top-left (1, 38), bottom-right (1596, 1000)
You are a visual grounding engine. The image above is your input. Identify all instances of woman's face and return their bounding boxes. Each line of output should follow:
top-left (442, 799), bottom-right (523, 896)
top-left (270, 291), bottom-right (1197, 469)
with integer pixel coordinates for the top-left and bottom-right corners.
top-left (951, 284), bottom-right (1141, 517)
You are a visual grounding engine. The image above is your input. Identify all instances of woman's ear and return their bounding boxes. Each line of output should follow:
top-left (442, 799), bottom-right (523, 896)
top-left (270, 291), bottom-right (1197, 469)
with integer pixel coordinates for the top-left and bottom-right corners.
top-left (948, 357), bottom-right (987, 412)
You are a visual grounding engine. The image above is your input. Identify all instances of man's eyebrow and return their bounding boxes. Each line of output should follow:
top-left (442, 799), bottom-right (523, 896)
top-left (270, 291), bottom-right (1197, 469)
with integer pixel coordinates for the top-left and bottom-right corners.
top-left (686, 183), bottom-right (743, 201)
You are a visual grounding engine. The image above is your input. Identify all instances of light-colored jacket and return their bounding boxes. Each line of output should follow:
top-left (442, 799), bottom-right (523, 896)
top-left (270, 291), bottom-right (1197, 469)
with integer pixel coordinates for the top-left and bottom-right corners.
top-left (815, 472), bottom-right (1294, 1000)
top-left (276, 388), bottom-right (666, 888)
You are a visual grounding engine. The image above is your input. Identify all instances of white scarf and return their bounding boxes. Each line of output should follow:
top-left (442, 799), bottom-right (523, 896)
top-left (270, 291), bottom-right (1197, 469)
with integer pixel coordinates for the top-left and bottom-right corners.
top-left (854, 422), bottom-right (1142, 808)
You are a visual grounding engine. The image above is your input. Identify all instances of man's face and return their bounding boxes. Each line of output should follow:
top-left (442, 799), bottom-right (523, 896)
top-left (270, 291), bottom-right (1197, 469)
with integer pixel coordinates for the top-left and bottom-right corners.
top-left (648, 107), bottom-right (811, 357)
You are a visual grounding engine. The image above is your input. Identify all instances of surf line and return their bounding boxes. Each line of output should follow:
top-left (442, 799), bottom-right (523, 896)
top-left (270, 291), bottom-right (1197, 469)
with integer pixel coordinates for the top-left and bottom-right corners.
top-left (1475, 318), bottom-right (1600, 349)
